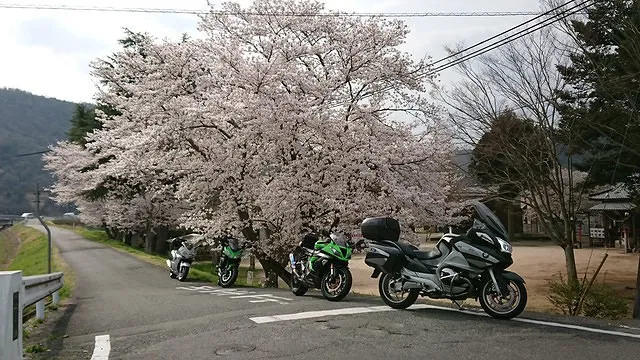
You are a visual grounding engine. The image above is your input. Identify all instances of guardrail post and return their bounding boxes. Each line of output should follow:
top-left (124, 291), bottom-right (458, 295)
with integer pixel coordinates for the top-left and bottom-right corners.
top-left (36, 300), bottom-right (45, 320)
top-left (53, 290), bottom-right (60, 306)
top-left (0, 271), bottom-right (24, 360)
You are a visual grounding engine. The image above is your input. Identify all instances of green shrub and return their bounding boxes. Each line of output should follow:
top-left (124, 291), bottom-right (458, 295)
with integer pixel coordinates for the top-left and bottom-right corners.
top-left (546, 274), bottom-right (630, 319)
top-left (546, 274), bottom-right (581, 315)
top-left (581, 283), bottom-right (629, 320)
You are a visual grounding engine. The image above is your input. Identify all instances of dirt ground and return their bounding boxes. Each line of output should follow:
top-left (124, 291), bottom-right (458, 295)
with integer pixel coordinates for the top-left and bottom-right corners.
top-left (347, 242), bottom-right (639, 313)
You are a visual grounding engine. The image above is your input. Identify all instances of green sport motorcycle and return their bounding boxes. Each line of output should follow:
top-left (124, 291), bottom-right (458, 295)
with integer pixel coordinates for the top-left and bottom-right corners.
top-left (216, 236), bottom-right (248, 288)
top-left (289, 232), bottom-right (363, 301)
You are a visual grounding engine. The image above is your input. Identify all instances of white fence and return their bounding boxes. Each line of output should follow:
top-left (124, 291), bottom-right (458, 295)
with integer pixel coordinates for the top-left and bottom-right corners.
top-left (0, 271), bottom-right (64, 360)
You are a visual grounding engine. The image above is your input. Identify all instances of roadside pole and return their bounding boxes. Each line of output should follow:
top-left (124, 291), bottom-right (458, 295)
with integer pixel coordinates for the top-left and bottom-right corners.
top-left (634, 255), bottom-right (640, 319)
top-left (31, 184), bottom-right (52, 274)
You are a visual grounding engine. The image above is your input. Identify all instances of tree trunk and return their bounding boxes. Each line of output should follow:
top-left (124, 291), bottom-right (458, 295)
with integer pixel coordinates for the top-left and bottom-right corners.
top-left (105, 226), bottom-right (117, 239)
top-left (564, 245), bottom-right (579, 286)
top-left (633, 254), bottom-right (640, 319)
top-left (131, 232), bottom-right (140, 248)
top-left (124, 231), bottom-right (132, 246)
top-left (116, 230), bottom-right (124, 243)
top-left (155, 226), bottom-right (169, 256)
top-left (144, 222), bottom-right (154, 253)
top-left (507, 202), bottom-right (514, 240)
top-left (257, 256), bottom-right (291, 288)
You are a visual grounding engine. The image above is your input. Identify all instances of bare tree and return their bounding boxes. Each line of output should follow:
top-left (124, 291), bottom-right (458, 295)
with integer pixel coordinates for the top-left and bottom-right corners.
top-left (440, 26), bottom-right (589, 285)
top-left (546, 0), bottom-right (640, 319)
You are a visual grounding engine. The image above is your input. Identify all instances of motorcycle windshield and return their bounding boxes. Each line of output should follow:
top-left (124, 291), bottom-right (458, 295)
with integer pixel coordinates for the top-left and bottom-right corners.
top-left (228, 238), bottom-right (240, 251)
top-left (330, 233), bottom-right (348, 247)
top-left (470, 200), bottom-right (509, 242)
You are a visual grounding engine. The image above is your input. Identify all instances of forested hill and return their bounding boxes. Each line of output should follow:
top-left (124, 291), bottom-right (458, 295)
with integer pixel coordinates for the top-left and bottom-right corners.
top-left (0, 87), bottom-right (77, 215)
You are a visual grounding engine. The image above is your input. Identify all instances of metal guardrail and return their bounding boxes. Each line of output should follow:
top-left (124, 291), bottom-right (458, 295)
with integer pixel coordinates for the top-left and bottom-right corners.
top-left (23, 272), bottom-right (64, 308)
top-left (1, 271), bottom-right (65, 359)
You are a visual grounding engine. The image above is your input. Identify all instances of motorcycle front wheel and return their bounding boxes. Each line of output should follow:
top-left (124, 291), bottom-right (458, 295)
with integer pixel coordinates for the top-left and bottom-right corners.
top-left (218, 265), bottom-right (239, 288)
top-left (379, 272), bottom-right (419, 309)
top-left (479, 277), bottom-right (527, 320)
top-left (177, 265), bottom-right (189, 282)
top-left (320, 266), bottom-right (352, 302)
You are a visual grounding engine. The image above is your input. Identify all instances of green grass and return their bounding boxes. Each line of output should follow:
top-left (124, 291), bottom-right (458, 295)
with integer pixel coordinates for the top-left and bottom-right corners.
top-left (57, 225), bottom-right (263, 286)
top-left (6, 225), bottom-right (75, 300)
top-left (0, 228), bottom-right (20, 268)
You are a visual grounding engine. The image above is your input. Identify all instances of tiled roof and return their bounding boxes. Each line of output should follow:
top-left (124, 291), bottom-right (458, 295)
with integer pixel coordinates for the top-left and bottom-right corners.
top-left (589, 202), bottom-right (636, 211)
top-left (589, 184), bottom-right (631, 201)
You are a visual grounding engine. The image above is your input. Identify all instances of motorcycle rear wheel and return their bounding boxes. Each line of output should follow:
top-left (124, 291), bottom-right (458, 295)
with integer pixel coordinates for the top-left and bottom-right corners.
top-left (290, 275), bottom-right (308, 296)
top-left (379, 273), bottom-right (419, 309)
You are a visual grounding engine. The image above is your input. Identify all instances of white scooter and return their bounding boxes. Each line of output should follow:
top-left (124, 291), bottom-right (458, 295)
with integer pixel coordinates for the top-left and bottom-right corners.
top-left (166, 234), bottom-right (205, 282)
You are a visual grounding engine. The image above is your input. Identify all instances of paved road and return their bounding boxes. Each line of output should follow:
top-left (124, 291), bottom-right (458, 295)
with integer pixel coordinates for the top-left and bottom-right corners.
top-left (27, 222), bottom-right (640, 360)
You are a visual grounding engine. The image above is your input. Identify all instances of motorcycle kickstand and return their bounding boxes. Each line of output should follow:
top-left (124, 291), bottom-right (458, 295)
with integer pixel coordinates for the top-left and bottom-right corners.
top-left (452, 300), bottom-right (465, 311)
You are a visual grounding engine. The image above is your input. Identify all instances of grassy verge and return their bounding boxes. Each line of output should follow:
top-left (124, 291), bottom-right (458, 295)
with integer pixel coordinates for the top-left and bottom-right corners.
top-left (56, 225), bottom-right (263, 286)
top-left (0, 227), bottom-right (21, 269)
top-left (6, 224), bottom-right (75, 300)
top-left (3, 224), bottom-right (77, 356)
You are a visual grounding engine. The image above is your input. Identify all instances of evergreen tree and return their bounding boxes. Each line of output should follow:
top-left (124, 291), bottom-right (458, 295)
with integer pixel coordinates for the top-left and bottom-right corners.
top-left (557, 0), bottom-right (640, 186)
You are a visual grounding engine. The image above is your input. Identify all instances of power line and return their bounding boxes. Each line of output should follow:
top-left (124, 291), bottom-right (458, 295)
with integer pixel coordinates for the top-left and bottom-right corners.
top-left (427, 0), bottom-right (587, 70)
top-left (0, 4), bottom-right (547, 17)
top-left (426, 0), bottom-right (594, 76)
top-left (14, 150), bottom-right (51, 157)
top-left (343, 0), bottom-right (591, 107)
top-left (0, 150), bottom-right (51, 161)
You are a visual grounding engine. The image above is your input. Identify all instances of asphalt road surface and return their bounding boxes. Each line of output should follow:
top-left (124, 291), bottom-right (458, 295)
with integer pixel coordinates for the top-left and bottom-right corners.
top-left (27, 222), bottom-right (640, 360)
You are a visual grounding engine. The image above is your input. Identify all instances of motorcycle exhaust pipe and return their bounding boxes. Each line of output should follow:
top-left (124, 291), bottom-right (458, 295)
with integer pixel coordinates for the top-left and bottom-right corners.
top-left (289, 253), bottom-right (296, 266)
top-left (403, 281), bottom-right (422, 289)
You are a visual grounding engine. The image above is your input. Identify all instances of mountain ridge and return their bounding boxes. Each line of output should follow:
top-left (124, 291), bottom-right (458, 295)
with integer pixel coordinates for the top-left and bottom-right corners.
top-left (0, 87), bottom-right (78, 214)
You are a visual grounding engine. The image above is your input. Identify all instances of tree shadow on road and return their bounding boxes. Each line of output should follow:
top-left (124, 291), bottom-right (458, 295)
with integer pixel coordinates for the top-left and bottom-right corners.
top-left (23, 302), bottom-right (79, 359)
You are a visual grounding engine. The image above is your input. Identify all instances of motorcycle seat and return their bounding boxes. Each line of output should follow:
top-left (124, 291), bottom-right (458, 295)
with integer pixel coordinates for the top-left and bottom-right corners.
top-left (396, 241), bottom-right (440, 260)
top-left (412, 249), bottom-right (441, 260)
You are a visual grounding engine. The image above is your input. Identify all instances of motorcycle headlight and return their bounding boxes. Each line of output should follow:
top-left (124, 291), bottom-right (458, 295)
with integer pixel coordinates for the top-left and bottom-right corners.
top-left (496, 237), bottom-right (512, 254)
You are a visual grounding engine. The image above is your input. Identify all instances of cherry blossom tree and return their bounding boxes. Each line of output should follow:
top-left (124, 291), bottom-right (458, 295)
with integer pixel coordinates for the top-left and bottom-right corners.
top-left (45, 0), bottom-right (459, 286)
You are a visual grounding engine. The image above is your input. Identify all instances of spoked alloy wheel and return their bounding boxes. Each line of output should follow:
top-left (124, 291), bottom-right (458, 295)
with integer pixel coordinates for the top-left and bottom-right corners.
top-left (378, 273), bottom-right (419, 309)
top-left (479, 278), bottom-right (527, 320)
top-left (321, 267), bottom-right (352, 301)
top-left (218, 265), bottom-right (239, 288)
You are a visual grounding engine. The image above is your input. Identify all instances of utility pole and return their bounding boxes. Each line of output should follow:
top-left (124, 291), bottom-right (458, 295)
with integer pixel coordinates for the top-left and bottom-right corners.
top-left (634, 255), bottom-right (640, 319)
top-left (32, 183), bottom-right (52, 274)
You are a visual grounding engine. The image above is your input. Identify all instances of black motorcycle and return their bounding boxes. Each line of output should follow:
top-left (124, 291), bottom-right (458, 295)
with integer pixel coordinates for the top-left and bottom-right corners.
top-left (362, 200), bottom-right (527, 319)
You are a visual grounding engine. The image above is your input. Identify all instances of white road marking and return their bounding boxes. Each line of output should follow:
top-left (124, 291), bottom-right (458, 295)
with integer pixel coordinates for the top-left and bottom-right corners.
top-left (514, 318), bottom-right (640, 339)
top-left (176, 285), bottom-right (292, 304)
top-left (250, 304), bottom-right (432, 323)
top-left (90, 334), bottom-right (110, 360)
top-left (250, 304), bottom-right (640, 340)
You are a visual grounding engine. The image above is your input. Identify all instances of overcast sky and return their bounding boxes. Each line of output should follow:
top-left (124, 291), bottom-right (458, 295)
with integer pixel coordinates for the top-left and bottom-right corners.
top-left (0, 0), bottom-right (543, 104)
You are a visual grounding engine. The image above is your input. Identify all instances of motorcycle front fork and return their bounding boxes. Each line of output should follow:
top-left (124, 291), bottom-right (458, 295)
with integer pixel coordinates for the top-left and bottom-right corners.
top-left (289, 253), bottom-right (307, 278)
top-left (216, 256), bottom-right (227, 273)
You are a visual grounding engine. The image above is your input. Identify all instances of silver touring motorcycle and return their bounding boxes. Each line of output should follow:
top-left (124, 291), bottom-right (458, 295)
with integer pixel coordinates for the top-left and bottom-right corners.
top-left (362, 200), bottom-right (527, 319)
